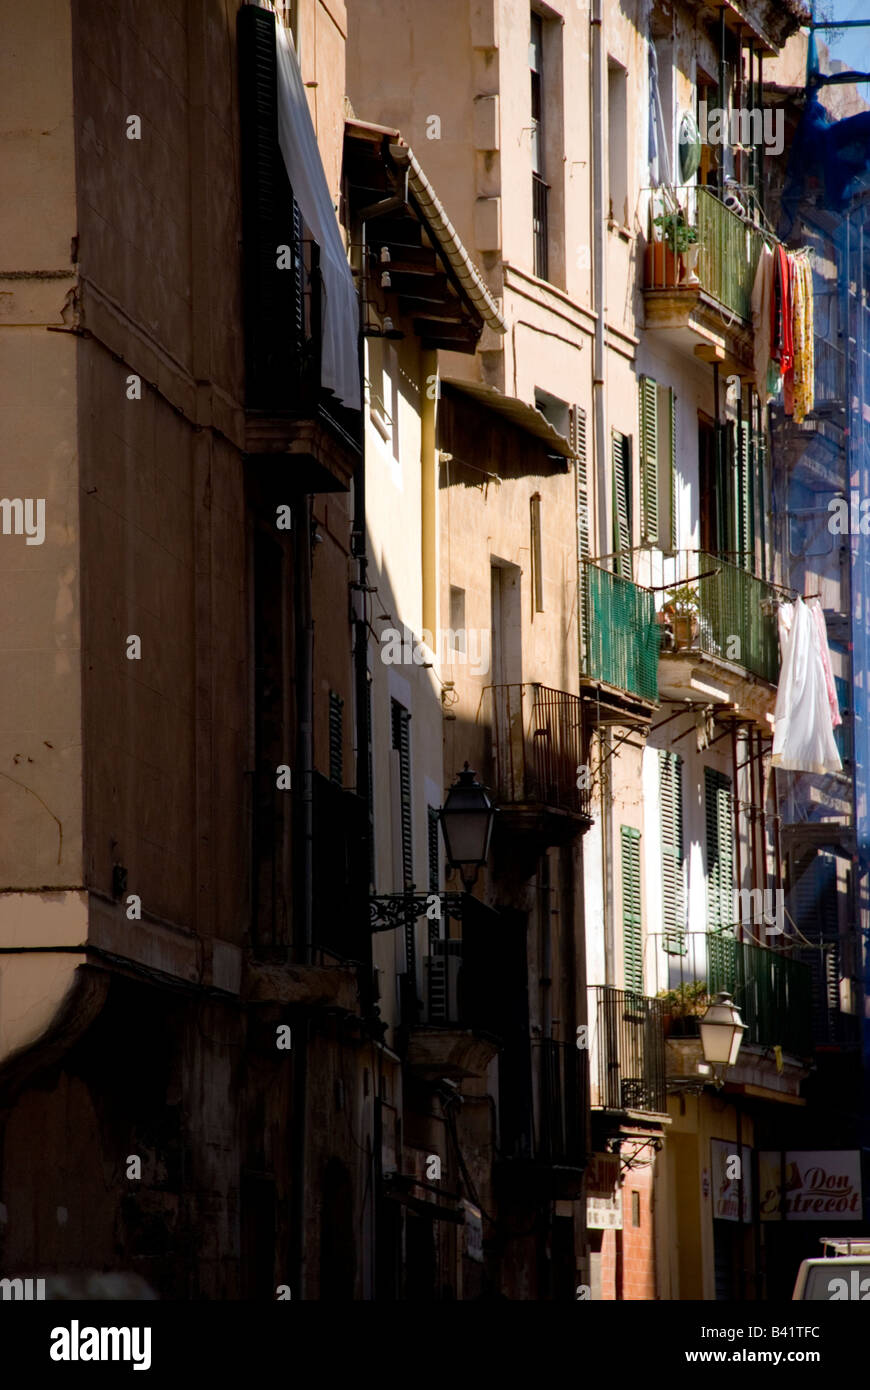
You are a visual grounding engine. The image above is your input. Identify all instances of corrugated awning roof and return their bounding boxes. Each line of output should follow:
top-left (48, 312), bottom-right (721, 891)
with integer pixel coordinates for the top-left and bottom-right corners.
top-left (441, 378), bottom-right (574, 457)
top-left (345, 118), bottom-right (505, 338)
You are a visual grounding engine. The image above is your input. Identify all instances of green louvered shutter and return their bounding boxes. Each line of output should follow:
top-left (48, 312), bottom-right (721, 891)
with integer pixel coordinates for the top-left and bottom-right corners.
top-left (705, 766), bottom-right (734, 936)
top-left (574, 405), bottom-right (590, 670)
top-left (737, 420), bottom-right (753, 570)
top-left (621, 826), bottom-right (643, 995)
top-left (660, 752), bottom-right (685, 955)
top-left (640, 378), bottom-right (659, 544)
top-left (612, 431), bottom-right (633, 580)
top-left (665, 385), bottom-right (677, 553)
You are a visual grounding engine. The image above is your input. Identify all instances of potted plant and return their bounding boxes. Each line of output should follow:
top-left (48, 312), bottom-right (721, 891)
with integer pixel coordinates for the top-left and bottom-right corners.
top-left (661, 582), bottom-right (701, 650)
top-left (658, 980), bottom-right (710, 1038)
top-left (646, 208), bottom-right (700, 288)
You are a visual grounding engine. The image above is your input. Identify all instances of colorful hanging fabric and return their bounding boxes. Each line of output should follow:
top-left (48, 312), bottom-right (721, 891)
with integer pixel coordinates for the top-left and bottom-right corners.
top-left (751, 245), bottom-right (776, 403)
top-left (771, 245), bottom-right (794, 375)
top-left (791, 252), bottom-right (815, 424)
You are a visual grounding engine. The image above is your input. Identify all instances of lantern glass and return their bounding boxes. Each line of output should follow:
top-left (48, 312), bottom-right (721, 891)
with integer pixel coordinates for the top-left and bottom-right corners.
top-left (439, 765), bottom-right (495, 875)
top-left (698, 992), bottom-right (746, 1068)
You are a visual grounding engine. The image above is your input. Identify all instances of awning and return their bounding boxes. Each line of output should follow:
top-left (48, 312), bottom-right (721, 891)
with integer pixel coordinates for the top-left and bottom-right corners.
top-left (441, 379), bottom-right (574, 456)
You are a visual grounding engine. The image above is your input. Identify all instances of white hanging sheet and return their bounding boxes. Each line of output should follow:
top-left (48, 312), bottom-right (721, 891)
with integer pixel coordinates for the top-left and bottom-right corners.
top-left (771, 597), bottom-right (842, 774)
top-left (274, 17), bottom-right (361, 410)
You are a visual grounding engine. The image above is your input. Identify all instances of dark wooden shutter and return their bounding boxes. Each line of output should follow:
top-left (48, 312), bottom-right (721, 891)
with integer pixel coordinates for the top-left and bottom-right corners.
top-left (328, 690), bottom-right (344, 785)
top-left (573, 405), bottom-right (590, 670)
top-left (737, 419), bottom-right (753, 570)
top-left (612, 430), bottom-right (633, 580)
top-left (660, 751), bottom-right (685, 955)
top-left (391, 700), bottom-right (413, 888)
top-left (427, 805), bottom-right (440, 893)
top-left (237, 4), bottom-right (300, 408)
top-left (621, 826), bottom-right (643, 995)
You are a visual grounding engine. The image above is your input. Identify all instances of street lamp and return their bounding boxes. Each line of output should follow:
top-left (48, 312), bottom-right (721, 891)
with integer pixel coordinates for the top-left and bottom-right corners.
top-left (438, 763), bottom-right (496, 892)
top-left (698, 991), bottom-right (746, 1087)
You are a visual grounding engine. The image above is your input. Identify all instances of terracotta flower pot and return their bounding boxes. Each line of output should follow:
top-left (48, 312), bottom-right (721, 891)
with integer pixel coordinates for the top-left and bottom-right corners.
top-left (645, 241), bottom-right (682, 289)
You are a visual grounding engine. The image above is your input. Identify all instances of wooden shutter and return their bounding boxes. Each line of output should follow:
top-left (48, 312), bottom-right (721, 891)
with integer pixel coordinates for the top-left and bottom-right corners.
top-left (573, 406), bottom-right (590, 560)
top-left (621, 826), bottom-right (643, 995)
top-left (705, 766), bottom-right (734, 934)
top-left (391, 701), bottom-right (413, 888)
top-left (574, 405), bottom-right (590, 670)
top-left (328, 691), bottom-right (344, 785)
top-left (640, 377), bottom-right (659, 544)
top-left (714, 422), bottom-right (732, 556)
top-left (237, 4), bottom-right (300, 408)
top-left (660, 751), bottom-right (685, 954)
top-left (612, 430), bottom-right (633, 580)
top-left (427, 805), bottom-right (440, 894)
top-left (737, 419), bottom-right (753, 570)
top-left (660, 384), bottom-right (677, 553)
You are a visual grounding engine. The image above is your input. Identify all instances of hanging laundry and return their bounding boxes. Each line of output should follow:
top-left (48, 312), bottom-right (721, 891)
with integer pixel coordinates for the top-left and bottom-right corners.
top-left (771, 245), bottom-right (794, 377)
top-left (751, 244), bottom-right (776, 403)
top-left (772, 597), bottom-right (842, 774)
top-left (809, 597), bottom-right (841, 728)
top-left (791, 252), bottom-right (815, 424)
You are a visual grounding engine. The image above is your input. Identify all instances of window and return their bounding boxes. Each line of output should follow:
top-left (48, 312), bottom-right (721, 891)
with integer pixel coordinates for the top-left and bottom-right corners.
top-left (367, 337), bottom-right (399, 460)
top-left (660, 752), bottom-right (685, 955)
top-left (705, 767), bottom-right (734, 933)
top-left (631, 1190), bottom-right (641, 1228)
top-left (611, 430), bottom-right (633, 580)
top-left (530, 11), bottom-right (549, 279)
top-left (639, 377), bottom-right (676, 551)
top-left (530, 493), bottom-right (544, 613)
top-left (607, 60), bottom-right (628, 226)
top-left (328, 690), bottom-right (344, 786)
top-left (449, 586), bottom-right (466, 653)
top-left (698, 416), bottom-right (760, 566)
top-left (621, 826), bottom-right (643, 995)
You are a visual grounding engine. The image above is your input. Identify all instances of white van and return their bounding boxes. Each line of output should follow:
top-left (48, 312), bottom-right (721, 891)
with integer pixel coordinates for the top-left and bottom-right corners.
top-left (792, 1237), bottom-right (870, 1299)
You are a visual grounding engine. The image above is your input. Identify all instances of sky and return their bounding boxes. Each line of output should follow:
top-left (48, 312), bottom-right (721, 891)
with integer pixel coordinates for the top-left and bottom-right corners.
top-left (817, 0), bottom-right (870, 101)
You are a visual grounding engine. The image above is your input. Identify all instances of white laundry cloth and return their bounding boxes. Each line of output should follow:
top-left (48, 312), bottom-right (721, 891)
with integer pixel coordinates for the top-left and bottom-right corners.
top-left (772, 598), bottom-right (842, 774)
top-left (274, 16), bottom-right (361, 410)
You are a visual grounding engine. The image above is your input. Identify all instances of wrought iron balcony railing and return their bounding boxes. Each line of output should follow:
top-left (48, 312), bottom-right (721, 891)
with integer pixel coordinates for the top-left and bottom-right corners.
top-left (581, 563), bottom-right (659, 703)
top-left (532, 173), bottom-right (549, 281)
top-left (659, 551), bottom-right (780, 685)
top-left (643, 186), bottom-right (766, 323)
top-left (481, 683), bottom-right (590, 818)
top-left (648, 931), bottom-right (814, 1059)
top-left (588, 986), bottom-right (667, 1115)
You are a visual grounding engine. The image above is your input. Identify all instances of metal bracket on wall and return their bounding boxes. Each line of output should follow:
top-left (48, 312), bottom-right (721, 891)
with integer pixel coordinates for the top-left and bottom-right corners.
top-left (369, 891), bottom-right (466, 932)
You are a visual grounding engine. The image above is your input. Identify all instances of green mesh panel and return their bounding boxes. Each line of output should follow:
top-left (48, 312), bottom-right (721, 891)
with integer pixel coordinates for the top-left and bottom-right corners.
top-left (697, 551), bottom-right (779, 683)
top-left (582, 564), bottom-right (659, 702)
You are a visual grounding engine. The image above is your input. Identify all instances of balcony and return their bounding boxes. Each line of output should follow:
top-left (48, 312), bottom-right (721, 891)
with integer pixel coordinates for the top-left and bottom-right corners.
top-left (587, 986), bottom-right (667, 1118)
top-left (480, 683), bottom-right (592, 844)
top-left (657, 551), bottom-right (780, 728)
top-left (649, 932), bottom-right (813, 1059)
top-left (648, 932), bottom-right (812, 1100)
top-left (642, 186), bottom-right (768, 371)
top-left (581, 562), bottom-right (659, 711)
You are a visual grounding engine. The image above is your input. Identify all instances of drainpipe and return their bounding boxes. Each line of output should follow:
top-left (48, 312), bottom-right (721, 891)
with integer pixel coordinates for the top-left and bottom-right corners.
top-left (420, 347), bottom-right (438, 640)
top-left (591, 0), bottom-right (614, 985)
top-left (291, 490), bottom-right (315, 1300)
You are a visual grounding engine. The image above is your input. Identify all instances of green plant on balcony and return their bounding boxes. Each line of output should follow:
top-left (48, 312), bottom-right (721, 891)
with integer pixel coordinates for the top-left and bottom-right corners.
top-left (661, 583), bottom-right (700, 649)
top-left (653, 209), bottom-right (699, 255)
top-left (658, 980), bottom-right (709, 1037)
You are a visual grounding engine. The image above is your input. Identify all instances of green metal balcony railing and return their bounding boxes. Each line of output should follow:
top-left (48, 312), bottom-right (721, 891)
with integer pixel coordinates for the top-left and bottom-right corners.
top-left (644, 186), bottom-right (765, 324)
top-left (649, 932), bottom-right (814, 1059)
top-left (582, 562), bottom-right (659, 703)
top-left (661, 551), bottom-right (780, 685)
